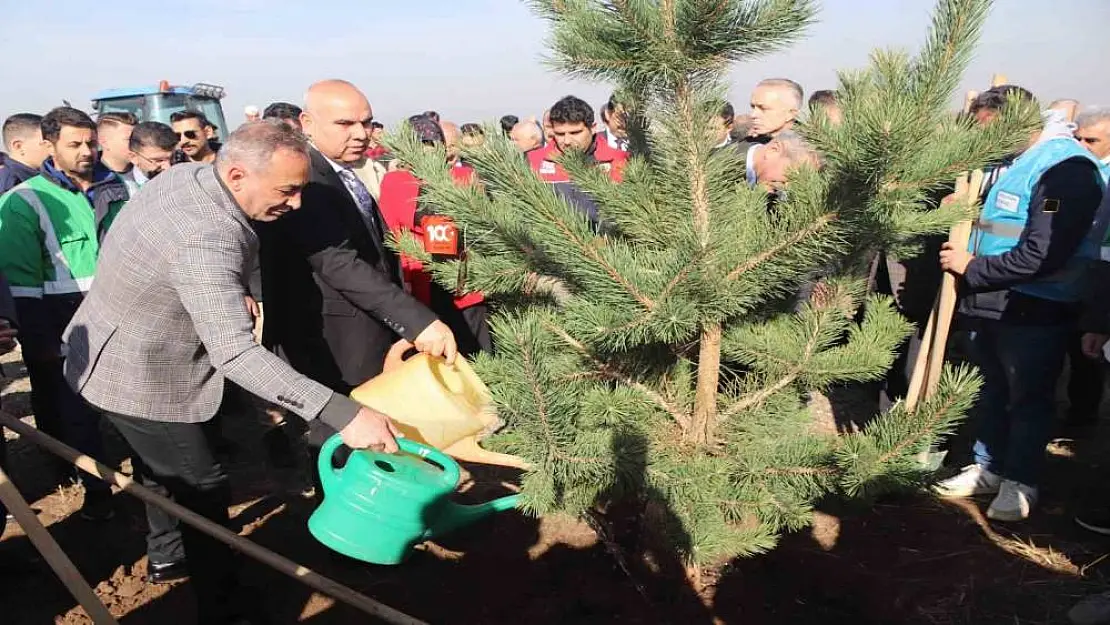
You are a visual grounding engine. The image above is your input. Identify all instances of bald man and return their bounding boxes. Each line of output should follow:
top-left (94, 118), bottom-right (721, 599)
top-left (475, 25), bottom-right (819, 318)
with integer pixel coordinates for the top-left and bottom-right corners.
top-left (256, 80), bottom-right (456, 491)
top-left (511, 120), bottom-right (544, 153)
top-left (1048, 98), bottom-right (1080, 123)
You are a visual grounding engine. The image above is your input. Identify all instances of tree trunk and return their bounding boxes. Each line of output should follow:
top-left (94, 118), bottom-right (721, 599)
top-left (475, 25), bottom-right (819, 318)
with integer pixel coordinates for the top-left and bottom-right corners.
top-left (689, 323), bottom-right (722, 445)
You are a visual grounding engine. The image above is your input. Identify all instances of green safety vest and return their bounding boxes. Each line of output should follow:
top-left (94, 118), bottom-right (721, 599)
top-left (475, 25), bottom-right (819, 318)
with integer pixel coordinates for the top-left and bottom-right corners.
top-left (0, 174), bottom-right (127, 298)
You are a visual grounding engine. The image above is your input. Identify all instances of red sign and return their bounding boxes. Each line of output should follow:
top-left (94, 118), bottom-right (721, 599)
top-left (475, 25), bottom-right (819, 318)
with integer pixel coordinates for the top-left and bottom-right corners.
top-left (421, 215), bottom-right (459, 255)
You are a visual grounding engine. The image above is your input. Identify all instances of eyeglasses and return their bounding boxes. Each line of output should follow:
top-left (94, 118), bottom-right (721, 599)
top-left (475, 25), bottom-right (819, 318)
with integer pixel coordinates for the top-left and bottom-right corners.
top-left (134, 151), bottom-right (173, 167)
top-left (177, 130), bottom-right (200, 140)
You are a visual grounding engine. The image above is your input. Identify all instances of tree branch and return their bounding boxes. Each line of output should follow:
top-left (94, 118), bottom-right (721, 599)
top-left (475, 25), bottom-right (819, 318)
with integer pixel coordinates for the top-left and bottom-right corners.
top-left (719, 373), bottom-right (798, 420)
top-left (523, 179), bottom-right (656, 310)
top-left (720, 310), bottom-right (828, 420)
top-left (517, 333), bottom-right (596, 465)
top-left (726, 213), bottom-right (836, 280)
top-left (549, 324), bottom-right (692, 430)
top-left (762, 466), bottom-right (838, 477)
top-left (876, 391), bottom-right (961, 465)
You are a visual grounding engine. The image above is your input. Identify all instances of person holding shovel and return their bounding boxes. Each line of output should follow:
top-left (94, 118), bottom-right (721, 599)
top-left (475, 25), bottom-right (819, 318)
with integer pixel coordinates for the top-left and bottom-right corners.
top-left (934, 98), bottom-right (1109, 521)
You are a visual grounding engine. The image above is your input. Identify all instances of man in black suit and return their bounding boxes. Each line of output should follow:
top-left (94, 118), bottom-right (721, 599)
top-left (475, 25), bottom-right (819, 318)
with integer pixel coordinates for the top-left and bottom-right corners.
top-left (256, 80), bottom-right (457, 468)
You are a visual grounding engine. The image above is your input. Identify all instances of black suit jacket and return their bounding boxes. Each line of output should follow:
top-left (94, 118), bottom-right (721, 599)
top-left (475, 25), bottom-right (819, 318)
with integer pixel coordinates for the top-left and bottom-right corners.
top-left (257, 149), bottom-right (436, 394)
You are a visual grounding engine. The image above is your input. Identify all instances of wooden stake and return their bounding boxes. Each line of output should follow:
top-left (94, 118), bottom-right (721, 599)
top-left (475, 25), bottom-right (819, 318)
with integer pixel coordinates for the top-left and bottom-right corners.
top-left (0, 412), bottom-right (426, 625)
top-left (990, 73), bottom-right (1008, 87)
top-left (904, 297), bottom-right (937, 412)
top-left (905, 86), bottom-right (987, 412)
top-left (0, 466), bottom-right (119, 625)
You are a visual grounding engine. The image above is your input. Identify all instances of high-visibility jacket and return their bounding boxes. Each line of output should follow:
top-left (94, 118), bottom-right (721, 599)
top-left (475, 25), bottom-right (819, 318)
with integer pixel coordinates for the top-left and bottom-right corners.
top-left (0, 163), bottom-right (128, 300)
top-left (970, 137), bottom-right (1109, 303)
top-left (527, 134), bottom-right (628, 224)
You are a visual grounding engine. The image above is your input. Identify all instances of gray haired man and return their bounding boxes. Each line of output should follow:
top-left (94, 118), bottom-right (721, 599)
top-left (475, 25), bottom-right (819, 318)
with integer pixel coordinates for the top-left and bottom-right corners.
top-left (63, 121), bottom-right (401, 625)
top-left (1076, 107), bottom-right (1110, 167)
top-left (746, 129), bottom-right (822, 191)
top-left (748, 77), bottom-right (804, 140)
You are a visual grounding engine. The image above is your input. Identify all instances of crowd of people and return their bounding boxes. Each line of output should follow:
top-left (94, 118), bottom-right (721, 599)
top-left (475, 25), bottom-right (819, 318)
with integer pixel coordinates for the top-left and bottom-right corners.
top-left (0, 75), bottom-right (1108, 624)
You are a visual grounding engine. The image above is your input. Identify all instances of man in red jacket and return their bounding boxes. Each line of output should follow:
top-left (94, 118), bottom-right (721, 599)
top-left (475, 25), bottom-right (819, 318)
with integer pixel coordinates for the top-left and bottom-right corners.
top-left (528, 95), bottom-right (628, 226)
top-left (378, 115), bottom-right (489, 355)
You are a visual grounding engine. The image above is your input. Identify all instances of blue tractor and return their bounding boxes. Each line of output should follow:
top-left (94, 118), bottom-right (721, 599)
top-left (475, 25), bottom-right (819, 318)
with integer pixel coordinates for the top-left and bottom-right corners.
top-left (90, 81), bottom-right (230, 142)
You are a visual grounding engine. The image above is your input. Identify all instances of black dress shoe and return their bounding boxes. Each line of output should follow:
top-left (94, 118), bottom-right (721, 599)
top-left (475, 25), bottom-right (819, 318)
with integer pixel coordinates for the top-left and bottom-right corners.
top-left (147, 559), bottom-right (190, 584)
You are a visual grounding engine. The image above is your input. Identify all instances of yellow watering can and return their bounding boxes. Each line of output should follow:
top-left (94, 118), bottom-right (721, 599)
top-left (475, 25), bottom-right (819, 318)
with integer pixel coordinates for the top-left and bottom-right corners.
top-left (349, 353), bottom-right (528, 469)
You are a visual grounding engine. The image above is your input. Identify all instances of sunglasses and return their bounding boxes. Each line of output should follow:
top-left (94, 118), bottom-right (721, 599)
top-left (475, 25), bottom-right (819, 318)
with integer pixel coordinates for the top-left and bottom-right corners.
top-left (177, 130), bottom-right (200, 140)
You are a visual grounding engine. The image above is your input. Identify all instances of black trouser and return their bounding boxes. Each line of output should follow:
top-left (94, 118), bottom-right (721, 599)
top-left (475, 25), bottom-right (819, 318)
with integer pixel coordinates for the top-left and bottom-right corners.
top-left (106, 412), bottom-right (241, 623)
top-left (460, 304), bottom-right (492, 355)
top-left (25, 357), bottom-right (111, 499)
top-left (1067, 330), bottom-right (1105, 422)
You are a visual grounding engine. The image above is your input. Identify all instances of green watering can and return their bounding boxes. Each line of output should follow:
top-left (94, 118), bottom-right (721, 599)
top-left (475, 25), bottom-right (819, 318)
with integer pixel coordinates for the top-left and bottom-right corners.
top-left (308, 434), bottom-right (521, 565)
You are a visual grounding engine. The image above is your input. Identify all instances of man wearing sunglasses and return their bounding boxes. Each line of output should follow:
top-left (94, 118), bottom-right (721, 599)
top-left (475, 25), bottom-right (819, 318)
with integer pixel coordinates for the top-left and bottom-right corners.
top-left (121, 121), bottom-right (178, 195)
top-left (171, 110), bottom-right (217, 164)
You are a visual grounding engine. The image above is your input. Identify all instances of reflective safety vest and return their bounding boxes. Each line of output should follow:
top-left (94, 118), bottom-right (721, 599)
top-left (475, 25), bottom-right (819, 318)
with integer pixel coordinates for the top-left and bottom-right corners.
top-left (970, 137), bottom-right (1109, 303)
top-left (0, 175), bottom-right (127, 299)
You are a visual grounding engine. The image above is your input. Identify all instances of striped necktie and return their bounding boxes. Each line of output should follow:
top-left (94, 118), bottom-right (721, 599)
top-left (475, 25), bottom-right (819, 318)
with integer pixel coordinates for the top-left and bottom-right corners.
top-left (337, 168), bottom-right (379, 232)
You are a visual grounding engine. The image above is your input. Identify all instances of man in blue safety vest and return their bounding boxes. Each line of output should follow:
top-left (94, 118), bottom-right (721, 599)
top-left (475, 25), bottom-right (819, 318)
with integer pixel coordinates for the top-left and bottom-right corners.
top-left (934, 92), bottom-right (1109, 522)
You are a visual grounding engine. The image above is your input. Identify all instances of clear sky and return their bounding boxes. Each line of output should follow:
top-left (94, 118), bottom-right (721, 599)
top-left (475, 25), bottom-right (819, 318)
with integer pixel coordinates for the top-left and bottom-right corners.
top-left (0, 0), bottom-right (1106, 127)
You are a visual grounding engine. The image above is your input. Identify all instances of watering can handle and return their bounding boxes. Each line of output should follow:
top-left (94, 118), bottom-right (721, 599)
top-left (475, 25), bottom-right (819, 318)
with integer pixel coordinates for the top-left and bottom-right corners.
top-left (398, 438), bottom-right (461, 488)
top-left (317, 434), bottom-right (348, 496)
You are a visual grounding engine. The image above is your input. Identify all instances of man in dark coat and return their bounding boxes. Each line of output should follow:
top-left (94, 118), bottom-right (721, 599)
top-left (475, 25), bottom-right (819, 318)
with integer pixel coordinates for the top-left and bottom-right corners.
top-left (256, 81), bottom-right (457, 470)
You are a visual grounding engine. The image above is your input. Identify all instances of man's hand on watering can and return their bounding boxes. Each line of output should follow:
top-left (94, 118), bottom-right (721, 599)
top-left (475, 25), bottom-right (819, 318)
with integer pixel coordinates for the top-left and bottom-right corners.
top-left (413, 320), bottom-right (458, 364)
top-left (340, 407), bottom-right (402, 453)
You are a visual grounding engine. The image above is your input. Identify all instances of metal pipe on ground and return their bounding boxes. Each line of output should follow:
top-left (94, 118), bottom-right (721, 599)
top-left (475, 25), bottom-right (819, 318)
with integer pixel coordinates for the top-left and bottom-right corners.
top-left (0, 411), bottom-right (426, 625)
top-left (0, 464), bottom-right (120, 625)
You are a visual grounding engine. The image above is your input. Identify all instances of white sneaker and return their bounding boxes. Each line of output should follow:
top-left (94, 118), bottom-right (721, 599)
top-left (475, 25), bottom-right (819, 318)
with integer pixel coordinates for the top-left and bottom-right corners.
top-left (933, 464), bottom-right (1002, 498)
top-left (986, 480), bottom-right (1038, 522)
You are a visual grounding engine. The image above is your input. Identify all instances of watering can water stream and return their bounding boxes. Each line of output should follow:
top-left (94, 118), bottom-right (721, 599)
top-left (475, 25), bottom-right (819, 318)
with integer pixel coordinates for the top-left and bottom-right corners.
top-left (308, 434), bottom-right (522, 565)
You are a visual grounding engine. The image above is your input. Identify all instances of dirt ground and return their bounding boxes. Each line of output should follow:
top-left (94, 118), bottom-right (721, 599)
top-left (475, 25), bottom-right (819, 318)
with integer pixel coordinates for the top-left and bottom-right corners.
top-left (2, 347), bottom-right (1110, 625)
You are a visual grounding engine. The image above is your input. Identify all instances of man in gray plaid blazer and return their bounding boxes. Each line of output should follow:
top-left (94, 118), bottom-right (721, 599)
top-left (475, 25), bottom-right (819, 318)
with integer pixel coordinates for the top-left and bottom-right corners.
top-left (63, 122), bottom-right (399, 625)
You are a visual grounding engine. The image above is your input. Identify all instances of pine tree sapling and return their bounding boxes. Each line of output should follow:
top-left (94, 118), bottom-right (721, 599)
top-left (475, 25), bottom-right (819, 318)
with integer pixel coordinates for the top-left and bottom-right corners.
top-left (391, 0), bottom-right (1038, 566)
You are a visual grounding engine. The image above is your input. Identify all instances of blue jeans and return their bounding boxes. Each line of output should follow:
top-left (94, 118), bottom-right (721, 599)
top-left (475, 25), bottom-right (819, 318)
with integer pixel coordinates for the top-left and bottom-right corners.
top-left (968, 321), bottom-right (1069, 487)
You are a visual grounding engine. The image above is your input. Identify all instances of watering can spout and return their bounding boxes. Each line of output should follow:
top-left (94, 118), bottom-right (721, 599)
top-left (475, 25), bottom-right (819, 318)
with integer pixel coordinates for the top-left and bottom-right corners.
top-left (431, 494), bottom-right (522, 538)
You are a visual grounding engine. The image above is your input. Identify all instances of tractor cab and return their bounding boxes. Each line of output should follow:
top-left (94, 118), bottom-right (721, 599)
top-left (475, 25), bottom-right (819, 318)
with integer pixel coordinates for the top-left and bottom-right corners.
top-left (91, 81), bottom-right (229, 142)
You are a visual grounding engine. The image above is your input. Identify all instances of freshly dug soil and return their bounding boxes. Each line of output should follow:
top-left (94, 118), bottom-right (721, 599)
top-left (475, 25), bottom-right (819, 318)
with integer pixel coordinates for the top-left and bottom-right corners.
top-left (2, 353), bottom-right (1108, 625)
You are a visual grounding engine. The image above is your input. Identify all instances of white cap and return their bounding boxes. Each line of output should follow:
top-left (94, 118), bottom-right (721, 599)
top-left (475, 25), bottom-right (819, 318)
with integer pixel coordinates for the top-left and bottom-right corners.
top-left (244, 105), bottom-right (260, 115)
